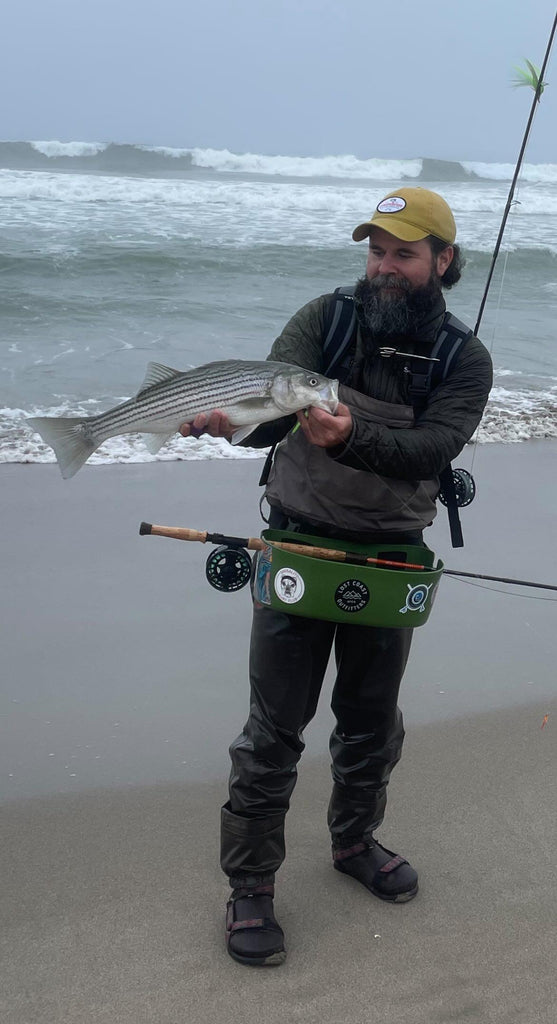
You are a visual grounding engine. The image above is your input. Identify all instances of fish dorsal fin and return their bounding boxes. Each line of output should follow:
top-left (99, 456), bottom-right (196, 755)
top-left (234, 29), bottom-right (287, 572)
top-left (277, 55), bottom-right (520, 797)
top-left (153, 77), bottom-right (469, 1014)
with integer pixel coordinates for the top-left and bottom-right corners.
top-left (137, 362), bottom-right (182, 395)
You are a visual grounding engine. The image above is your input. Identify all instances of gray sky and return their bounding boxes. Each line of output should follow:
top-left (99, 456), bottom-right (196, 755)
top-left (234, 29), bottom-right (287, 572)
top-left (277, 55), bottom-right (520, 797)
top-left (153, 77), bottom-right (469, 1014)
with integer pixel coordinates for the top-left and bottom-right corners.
top-left (3, 0), bottom-right (557, 163)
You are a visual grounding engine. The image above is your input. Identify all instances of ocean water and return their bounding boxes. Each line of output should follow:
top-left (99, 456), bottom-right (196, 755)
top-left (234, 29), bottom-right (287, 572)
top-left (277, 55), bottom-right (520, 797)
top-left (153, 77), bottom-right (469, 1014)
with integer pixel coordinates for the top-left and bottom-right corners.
top-left (1, 141), bottom-right (557, 468)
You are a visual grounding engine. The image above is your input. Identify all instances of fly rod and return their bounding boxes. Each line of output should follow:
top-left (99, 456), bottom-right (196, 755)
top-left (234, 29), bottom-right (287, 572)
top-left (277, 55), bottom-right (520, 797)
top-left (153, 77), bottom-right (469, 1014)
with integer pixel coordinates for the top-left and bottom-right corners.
top-left (139, 522), bottom-right (427, 570)
top-left (474, 10), bottom-right (557, 335)
top-left (139, 522), bottom-right (557, 591)
top-left (443, 569), bottom-right (557, 592)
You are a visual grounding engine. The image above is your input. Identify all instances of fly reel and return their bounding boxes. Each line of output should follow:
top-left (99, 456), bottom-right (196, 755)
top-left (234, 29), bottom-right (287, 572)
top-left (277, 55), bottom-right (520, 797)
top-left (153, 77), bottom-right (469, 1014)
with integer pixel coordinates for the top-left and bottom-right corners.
top-left (205, 545), bottom-right (252, 592)
top-left (438, 468), bottom-right (476, 508)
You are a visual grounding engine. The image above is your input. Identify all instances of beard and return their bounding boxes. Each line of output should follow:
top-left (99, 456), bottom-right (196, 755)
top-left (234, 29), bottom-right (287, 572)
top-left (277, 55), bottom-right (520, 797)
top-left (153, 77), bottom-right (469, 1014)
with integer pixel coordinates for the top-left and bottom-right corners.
top-left (354, 270), bottom-right (443, 339)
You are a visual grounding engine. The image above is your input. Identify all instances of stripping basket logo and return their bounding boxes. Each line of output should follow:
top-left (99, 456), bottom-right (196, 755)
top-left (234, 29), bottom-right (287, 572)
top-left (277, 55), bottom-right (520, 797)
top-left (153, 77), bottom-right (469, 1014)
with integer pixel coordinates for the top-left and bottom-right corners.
top-left (334, 579), bottom-right (370, 613)
top-left (399, 582), bottom-right (435, 614)
top-left (274, 567), bottom-right (305, 604)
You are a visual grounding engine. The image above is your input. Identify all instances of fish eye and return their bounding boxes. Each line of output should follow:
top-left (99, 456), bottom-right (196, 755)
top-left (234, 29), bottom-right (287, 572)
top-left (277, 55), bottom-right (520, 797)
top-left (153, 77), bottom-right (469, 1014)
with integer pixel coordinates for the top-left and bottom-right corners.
top-left (307, 376), bottom-right (319, 387)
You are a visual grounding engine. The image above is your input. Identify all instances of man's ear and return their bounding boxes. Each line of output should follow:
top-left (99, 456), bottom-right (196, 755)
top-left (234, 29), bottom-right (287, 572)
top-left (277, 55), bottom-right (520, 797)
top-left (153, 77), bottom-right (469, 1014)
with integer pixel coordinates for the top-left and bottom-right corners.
top-left (436, 245), bottom-right (454, 276)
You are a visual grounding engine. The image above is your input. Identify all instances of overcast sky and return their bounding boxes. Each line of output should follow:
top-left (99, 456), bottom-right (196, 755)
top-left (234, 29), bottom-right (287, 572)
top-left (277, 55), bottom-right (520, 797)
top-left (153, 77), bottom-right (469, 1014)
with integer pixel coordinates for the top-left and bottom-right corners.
top-left (3, 0), bottom-right (556, 163)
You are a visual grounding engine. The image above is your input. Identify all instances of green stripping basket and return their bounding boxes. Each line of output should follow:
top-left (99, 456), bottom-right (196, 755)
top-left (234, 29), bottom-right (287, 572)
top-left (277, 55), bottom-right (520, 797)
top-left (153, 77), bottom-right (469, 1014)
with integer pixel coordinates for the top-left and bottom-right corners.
top-left (253, 530), bottom-right (444, 628)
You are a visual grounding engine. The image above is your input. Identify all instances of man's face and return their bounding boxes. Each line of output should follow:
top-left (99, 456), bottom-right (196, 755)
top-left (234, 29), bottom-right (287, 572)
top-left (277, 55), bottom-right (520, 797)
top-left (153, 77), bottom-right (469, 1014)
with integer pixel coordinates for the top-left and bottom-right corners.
top-left (365, 227), bottom-right (453, 288)
top-left (354, 226), bottom-right (454, 338)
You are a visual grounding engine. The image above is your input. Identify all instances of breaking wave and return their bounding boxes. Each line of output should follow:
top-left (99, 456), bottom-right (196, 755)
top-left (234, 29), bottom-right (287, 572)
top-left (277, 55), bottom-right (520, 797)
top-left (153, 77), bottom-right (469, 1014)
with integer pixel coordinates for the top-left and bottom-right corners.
top-left (1, 141), bottom-right (557, 184)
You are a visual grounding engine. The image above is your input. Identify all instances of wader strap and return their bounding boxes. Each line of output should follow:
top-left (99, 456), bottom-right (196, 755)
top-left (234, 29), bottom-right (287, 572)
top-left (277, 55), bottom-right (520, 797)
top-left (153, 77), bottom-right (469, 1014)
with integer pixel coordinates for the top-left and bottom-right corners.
top-left (438, 466), bottom-right (464, 548)
top-left (407, 313), bottom-right (473, 405)
top-left (259, 448), bottom-right (274, 486)
top-left (323, 286), bottom-right (357, 379)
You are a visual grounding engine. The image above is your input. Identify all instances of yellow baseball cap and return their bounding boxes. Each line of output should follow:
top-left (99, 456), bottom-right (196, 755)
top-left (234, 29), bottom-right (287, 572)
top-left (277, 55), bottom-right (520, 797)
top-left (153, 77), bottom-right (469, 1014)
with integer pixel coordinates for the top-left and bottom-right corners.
top-left (352, 187), bottom-right (456, 245)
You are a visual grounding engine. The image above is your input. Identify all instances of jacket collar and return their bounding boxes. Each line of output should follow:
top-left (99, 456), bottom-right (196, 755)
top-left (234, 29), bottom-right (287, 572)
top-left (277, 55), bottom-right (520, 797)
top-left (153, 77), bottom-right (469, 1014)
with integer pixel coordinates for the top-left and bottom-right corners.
top-left (412, 294), bottom-right (447, 345)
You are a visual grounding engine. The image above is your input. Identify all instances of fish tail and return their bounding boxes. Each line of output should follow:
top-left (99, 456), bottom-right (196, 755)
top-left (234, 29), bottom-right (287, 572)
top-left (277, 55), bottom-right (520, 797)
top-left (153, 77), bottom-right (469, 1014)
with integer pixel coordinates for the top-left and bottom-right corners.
top-left (27, 416), bottom-right (98, 478)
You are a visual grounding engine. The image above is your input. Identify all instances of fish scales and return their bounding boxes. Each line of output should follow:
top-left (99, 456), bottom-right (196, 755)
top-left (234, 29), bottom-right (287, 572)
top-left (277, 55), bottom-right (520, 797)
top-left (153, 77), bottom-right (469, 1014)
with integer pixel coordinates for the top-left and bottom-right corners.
top-left (99, 363), bottom-right (274, 419)
top-left (92, 369), bottom-right (275, 434)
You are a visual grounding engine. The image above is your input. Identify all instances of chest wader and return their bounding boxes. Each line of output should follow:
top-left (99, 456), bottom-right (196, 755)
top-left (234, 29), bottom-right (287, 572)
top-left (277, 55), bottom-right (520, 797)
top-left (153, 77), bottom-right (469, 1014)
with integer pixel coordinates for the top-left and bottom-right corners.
top-left (220, 294), bottom-right (471, 887)
top-left (221, 521), bottom-right (421, 886)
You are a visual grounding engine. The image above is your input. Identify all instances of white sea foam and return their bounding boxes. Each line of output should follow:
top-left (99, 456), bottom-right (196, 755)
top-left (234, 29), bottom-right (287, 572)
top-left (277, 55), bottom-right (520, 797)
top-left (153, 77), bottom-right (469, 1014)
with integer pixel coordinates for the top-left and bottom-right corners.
top-left (5, 408), bottom-right (266, 467)
top-left (138, 144), bottom-right (193, 159)
top-left (2, 169), bottom-right (556, 253)
top-left (463, 161), bottom-right (557, 185)
top-left (31, 140), bottom-right (108, 158)
top-left (3, 384), bottom-right (556, 469)
top-left (190, 148), bottom-right (423, 180)
top-left (474, 386), bottom-right (557, 443)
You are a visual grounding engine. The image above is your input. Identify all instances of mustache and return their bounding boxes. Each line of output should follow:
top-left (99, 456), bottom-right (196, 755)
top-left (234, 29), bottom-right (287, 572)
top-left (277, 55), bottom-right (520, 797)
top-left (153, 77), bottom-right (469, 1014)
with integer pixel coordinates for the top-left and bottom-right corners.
top-left (368, 274), bottom-right (412, 294)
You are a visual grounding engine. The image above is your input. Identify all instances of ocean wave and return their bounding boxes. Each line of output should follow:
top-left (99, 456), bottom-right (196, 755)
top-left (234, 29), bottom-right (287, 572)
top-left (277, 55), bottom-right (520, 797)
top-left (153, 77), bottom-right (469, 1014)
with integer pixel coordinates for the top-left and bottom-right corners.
top-left (2, 168), bottom-right (557, 256)
top-left (31, 140), bottom-right (109, 158)
top-left (463, 161), bottom-right (557, 185)
top-left (2, 141), bottom-right (557, 184)
top-left (474, 386), bottom-right (557, 443)
top-left (189, 148), bottom-right (424, 180)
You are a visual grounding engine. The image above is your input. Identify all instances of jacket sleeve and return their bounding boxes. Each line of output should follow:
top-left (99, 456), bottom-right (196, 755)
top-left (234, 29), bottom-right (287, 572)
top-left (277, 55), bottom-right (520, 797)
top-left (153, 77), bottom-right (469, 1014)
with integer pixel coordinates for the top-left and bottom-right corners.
top-left (235, 296), bottom-right (330, 448)
top-left (267, 294), bottom-right (329, 370)
top-left (332, 337), bottom-right (493, 479)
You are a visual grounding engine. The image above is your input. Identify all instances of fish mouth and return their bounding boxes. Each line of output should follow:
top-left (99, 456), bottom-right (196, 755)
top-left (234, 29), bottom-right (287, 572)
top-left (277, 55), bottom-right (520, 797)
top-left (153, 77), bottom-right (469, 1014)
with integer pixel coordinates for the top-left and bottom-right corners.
top-left (316, 378), bottom-right (339, 414)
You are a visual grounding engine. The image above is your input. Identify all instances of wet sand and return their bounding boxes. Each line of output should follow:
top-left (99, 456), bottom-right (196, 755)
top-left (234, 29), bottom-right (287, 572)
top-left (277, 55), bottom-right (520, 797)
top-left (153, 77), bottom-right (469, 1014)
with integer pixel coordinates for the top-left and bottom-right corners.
top-left (1, 441), bottom-right (557, 1021)
top-left (2, 703), bottom-right (556, 1024)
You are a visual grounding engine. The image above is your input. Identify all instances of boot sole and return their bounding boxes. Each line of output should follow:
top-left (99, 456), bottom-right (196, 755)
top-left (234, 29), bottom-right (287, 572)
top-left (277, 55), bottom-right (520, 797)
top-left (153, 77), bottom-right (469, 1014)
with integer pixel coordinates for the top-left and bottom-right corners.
top-left (370, 883), bottom-right (418, 903)
top-left (334, 862), bottom-right (419, 903)
top-left (227, 947), bottom-right (287, 967)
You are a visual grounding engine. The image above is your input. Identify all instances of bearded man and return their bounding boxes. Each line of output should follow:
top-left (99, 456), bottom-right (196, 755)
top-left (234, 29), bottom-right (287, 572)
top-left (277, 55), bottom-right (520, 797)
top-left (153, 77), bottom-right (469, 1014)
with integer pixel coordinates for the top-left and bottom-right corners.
top-left (180, 187), bottom-right (493, 967)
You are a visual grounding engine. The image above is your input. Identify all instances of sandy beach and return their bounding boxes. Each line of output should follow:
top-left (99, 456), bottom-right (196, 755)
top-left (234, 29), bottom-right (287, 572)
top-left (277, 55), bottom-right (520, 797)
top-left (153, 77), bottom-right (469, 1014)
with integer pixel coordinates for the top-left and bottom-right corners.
top-left (2, 440), bottom-right (557, 1022)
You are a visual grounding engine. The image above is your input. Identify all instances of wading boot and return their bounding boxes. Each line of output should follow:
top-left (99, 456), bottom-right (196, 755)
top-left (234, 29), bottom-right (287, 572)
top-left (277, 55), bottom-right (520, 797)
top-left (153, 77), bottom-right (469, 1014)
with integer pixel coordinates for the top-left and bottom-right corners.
top-left (225, 884), bottom-right (286, 966)
top-left (333, 838), bottom-right (418, 902)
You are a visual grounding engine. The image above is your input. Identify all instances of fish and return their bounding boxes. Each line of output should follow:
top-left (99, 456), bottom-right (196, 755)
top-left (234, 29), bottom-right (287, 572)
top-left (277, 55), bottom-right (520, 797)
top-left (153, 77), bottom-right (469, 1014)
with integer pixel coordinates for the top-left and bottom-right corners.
top-left (27, 358), bottom-right (339, 479)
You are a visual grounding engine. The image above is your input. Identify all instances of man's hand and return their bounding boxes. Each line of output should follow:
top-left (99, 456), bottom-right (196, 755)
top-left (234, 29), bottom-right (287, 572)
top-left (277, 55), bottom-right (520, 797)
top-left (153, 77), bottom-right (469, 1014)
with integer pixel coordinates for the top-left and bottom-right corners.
top-left (295, 403), bottom-right (352, 448)
top-left (179, 410), bottom-right (233, 440)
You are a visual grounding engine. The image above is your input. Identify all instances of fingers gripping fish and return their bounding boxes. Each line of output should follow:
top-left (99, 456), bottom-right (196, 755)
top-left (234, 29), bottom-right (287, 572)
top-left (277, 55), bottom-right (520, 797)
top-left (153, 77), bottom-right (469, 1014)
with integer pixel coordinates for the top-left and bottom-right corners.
top-left (27, 359), bottom-right (339, 479)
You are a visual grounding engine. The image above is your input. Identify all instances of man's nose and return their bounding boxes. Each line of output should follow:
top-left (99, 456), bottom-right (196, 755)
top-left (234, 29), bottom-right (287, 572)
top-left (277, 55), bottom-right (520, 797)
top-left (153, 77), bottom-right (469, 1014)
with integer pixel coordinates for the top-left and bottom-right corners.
top-left (377, 252), bottom-right (398, 274)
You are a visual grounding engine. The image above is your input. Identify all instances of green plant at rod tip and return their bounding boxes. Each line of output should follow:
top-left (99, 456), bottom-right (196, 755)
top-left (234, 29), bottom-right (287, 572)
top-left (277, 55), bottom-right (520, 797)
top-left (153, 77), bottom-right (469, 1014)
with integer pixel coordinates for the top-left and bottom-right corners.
top-left (511, 58), bottom-right (547, 99)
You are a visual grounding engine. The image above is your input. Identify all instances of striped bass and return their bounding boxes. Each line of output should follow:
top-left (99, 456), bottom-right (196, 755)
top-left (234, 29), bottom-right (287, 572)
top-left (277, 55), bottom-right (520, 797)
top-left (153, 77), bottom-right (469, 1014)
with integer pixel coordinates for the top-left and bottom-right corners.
top-left (27, 359), bottom-right (339, 479)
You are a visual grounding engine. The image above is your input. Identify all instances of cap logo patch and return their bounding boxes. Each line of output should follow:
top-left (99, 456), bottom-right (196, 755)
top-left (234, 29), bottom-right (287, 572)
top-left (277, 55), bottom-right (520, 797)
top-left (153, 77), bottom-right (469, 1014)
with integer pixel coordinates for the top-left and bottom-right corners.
top-left (376, 197), bottom-right (406, 214)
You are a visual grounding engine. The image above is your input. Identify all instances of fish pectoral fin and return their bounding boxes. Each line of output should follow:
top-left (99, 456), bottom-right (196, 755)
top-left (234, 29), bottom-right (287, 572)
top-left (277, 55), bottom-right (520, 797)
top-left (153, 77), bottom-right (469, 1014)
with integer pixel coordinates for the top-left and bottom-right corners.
top-left (137, 362), bottom-right (183, 395)
top-left (231, 423), bottom-right (261, 445)
top-left (141, 431), bottom-right (174, 454)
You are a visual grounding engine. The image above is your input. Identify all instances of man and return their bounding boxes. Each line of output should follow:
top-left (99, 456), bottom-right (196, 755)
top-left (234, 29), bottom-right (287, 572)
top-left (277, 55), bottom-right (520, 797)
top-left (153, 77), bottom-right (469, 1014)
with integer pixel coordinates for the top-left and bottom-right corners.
top-left (180, 187), bottom-right (493, 967)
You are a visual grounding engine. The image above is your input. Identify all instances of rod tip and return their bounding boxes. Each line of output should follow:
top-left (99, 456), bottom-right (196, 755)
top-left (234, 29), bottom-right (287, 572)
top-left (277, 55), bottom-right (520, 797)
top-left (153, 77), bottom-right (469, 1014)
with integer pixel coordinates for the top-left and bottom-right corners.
top-left (139, 521), bottom-right (152, 536)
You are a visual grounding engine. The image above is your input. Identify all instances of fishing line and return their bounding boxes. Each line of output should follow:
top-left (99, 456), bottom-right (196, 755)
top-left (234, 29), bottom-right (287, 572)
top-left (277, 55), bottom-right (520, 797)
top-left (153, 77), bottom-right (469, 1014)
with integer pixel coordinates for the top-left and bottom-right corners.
top-left (469, 246), bottom-right (511, 475)
top-left (270, 414), bottom-right (427, 525)
top-left (522, 615), bottom-right (557, 659)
